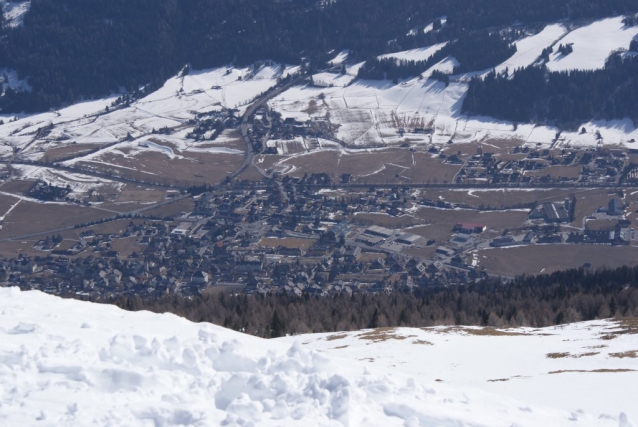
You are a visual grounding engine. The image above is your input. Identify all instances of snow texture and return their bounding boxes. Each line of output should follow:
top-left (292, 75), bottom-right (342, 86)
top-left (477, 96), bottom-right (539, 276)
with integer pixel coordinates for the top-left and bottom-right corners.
top-left (1, 287), bottom-right (636, 426)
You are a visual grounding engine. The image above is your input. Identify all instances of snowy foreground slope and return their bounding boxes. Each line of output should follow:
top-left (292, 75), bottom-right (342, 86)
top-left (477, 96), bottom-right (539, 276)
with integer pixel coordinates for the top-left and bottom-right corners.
top-left (1, 288), bottom-right (637, 427)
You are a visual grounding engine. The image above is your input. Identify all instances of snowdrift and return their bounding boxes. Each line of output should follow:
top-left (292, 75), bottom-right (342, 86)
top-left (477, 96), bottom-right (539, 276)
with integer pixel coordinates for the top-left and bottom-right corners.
top-left (0, 287), bottom-right (635, 426)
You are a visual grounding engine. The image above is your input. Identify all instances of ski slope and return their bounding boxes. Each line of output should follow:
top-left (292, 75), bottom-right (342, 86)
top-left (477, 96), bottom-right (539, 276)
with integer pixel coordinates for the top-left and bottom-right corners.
top-left (1, 287), bottom-right (636, 427)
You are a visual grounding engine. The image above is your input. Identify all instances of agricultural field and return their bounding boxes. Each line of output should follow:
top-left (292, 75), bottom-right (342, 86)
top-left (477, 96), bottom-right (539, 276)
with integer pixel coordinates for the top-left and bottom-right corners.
top-left (475, 245), bottom-right (638, 277)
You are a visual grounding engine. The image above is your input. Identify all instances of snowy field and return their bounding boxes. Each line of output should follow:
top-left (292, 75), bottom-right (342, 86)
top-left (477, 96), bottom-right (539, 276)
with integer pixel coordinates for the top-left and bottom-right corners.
top-left (1, 287), bottom-right (636, 427)
top-left (286, 322), bottom-right (638, 424)
top-left (492, 24), bottom-right (568, 74)
top-left (269, 17), bottom-right (638, 151)
top-left (0, 62), bottom-right (291, 163)
top-left (0, 0), bottom-right (30, 27)
top-left (378, 42), bottom-right (448, 62)
top-left (546, 17), bottom-right (638, 72)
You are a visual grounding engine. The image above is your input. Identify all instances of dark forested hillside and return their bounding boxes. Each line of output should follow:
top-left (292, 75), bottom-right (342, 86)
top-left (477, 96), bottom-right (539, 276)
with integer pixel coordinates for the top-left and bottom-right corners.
top-left (1, 0), bottom-right (638, 113)
top-left (94, 266), bottom-right (638, 338)
top-left (463, 53), bottom-right (638, 128)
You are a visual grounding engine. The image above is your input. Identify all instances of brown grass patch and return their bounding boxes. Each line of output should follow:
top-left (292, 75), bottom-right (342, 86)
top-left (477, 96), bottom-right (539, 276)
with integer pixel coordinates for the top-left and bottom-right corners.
top-left (477, 245), bottom-right (638, 277)
top-left (358, 327), bottom-right (416, 342)
top-left (547, 352), bottom-right (599, 359)
top-left (609, 350), bottom-right (638, 359)
top-left (600, 318), bottom-right (638, 341)
top-left (549, 369), bottom-right (636, 374)
top-left (326, 333), bottom-right (348, 341)
top-left (433, 326), bottom-right (527, 337)
top-left (0, 202), bottom-right (111, 239)
top-left (547, 352), bottom-right (570, 359)
top-left (42, 143), bottom-right (100, 162)
top-left (333, 345), bottom-right (349, 349)
top-left (412, 339), bottom-right (434, 345)
top-left (259, 237), bottom-right (316, 250)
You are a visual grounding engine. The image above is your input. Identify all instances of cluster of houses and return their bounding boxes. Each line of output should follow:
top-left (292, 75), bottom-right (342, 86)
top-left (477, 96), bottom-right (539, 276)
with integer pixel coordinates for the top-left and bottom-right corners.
top-left (443, 146), bottom-right (629, 186)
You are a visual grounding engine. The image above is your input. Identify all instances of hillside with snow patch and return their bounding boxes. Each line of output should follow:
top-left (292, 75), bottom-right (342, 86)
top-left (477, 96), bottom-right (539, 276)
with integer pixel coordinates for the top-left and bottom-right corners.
top-left (1, 288), bottom-right (637, 426)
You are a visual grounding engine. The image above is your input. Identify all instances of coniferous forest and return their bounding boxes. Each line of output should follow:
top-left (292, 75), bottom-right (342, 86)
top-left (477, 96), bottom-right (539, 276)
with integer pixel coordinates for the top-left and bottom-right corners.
top-left (94, 266), bottom-right (638, 338)
top-left (462, 51), bottom-right (638, 128)
top-left (1, 0), bottom-right (637, 113)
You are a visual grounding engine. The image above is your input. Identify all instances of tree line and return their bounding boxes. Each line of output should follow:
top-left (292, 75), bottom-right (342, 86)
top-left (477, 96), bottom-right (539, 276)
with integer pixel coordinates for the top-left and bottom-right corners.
top-left (1, 0), bottom-right (637, 113)
top-left (89, 265), bottom-right (638, 338)
top-left (463, 52), bottom-right (638, 128)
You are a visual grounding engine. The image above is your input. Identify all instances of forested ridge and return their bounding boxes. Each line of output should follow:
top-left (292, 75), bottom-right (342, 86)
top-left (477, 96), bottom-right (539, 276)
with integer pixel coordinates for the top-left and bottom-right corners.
top-left (463, 47), bottom-right (638, 128)
top-left (1, 0), bottom-right (638, 112)
top-left (93, 266), bottom-right (638, 338)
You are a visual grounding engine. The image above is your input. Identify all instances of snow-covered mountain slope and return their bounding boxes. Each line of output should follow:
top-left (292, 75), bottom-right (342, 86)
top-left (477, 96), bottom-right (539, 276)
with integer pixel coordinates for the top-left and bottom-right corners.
top-left (546, 17), bottom-right (638, 72)
top-left (281, 320), bottom-right (638, 424)
top-left (1, 287), bottom-right (636, 426)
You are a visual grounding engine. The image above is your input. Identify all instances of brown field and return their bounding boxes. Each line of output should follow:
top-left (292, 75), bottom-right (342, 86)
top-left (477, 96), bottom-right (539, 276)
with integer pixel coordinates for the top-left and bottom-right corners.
top-left (0, 194), bottom-right (19, 215)
top-left (353, 213), bottom-right (424, 228)
top-left (0, 179), bottom-right (36, 195)
top-left (404, 246), bottom-right (437, 259)
top-left (280, 149), bottom-right (460, 183)
top-left (142, 197), bottom-right (194, 217)
top-left (477, 245), bottom-right (638, 277)
top-left (0, 202), bottom-right (111, 239)
top-left (421, 188), bottom-right (578, 210)
top-left (77, 147), bottom-right (245, 186)
top-left (116, 186), bottom-right (166, 203)
top-left (109, 236), bottom-right (144, 258)
top-left (42, 143), bottom-right (100, 162)
top-left (415, 206), bottom-right (528, 230)
top-left (526, 165), bottom-right (582, 180)
top-left (571, 188), bottom-right (620, 226)
top-left (259, 237), bottom-right (316, 250)
top-left (236, 164), bottom-right (267, 182)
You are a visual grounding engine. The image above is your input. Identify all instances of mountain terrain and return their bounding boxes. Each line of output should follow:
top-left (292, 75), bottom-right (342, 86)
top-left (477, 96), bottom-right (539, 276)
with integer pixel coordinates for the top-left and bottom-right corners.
top-left (1, 287), bottom-right (637, 426)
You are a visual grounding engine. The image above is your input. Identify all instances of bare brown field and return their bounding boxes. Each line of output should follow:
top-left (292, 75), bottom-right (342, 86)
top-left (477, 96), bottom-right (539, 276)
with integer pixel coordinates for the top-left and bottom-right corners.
top-left (477, 245), bottom-right (638, 277)
top-left (401, 153), bottom-right (461, 183)
top-left (526, 165), bottom-right (582, 180)
top-left (281, 148), bottom-right (463, 183)
top-left (142, 198), bottom-right (194, 217)
top-left (0, 202), bottom-right (111, 239)
top-left (42, 143), bottom-right (100, 162)
top-left (416, 207), bottom-right (528, 230)
top-left (257, 155), bottom-right (287, 171)
top-left (353, 213), bottom-right (424, 228)
top-left (0, 194), bottom-right (19, 215)
top-left (116, 186), bottom-right (166, 203)
top-left (571, 188), bottom-right (619, 226)
top-left (0, 180), bottom-right (36, 195)
top-left (421, 188), bottom-right (578, 210)
top-left (284, 149), bottom-right (410, 178)
top-left (403, 246), bottom-right (437, 259)
top-left (259, 237), bottom-right (316, 250)
top-left (78, 148), bottom-right (245, 186)
top-left (109, 236), bottom-right (144, 258)
top-left (407, 208), bottom-right (527, 242)
top-left (0, 240), bottom-right (47, 258)
top-left (236, 164), bottom-right (267, 182)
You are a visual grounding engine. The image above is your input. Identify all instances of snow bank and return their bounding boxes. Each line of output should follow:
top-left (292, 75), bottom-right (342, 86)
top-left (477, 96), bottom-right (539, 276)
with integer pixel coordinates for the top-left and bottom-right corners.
top-left (0, 288), bottom-right (635, 426)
